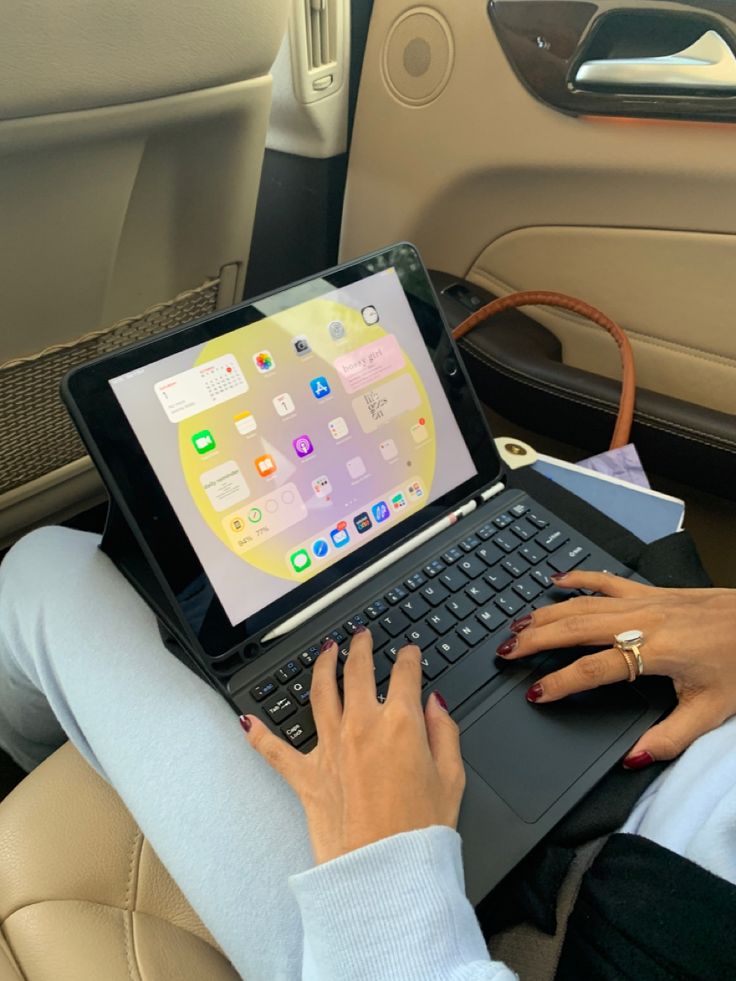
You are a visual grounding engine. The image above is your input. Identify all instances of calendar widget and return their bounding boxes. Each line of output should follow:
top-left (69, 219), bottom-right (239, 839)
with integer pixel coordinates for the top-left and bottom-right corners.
top-left (155, 355), bottom-right (247, 423)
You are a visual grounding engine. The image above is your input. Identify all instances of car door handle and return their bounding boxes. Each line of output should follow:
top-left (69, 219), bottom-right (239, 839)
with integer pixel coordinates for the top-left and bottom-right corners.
top-left (575, 29), bottom-right (736, 91)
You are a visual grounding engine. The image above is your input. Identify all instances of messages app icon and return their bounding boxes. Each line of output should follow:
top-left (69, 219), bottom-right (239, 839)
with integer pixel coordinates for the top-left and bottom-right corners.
top-left (290, 549), bottom-right (312, 574)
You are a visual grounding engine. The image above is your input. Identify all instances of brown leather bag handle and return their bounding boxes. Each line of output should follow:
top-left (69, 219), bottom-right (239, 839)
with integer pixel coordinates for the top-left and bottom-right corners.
top-left (451, 290), bottom-right (636, 450)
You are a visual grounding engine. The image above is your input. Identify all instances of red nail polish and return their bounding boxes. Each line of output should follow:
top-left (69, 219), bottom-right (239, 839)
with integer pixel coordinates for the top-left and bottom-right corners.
top-left (496, 637), bottom-right (518, 657)
top-left (433, 691), bottom-right (449, 712)
top-left (551, 573), bottom-right (569, 583)
top-left (354, 625), bottom-right (368, 634)
top-left (510, 614), bottom-right (533, 634)
top-left (526, 683), bottom-right (543, 703)
top-left (623, 750), bottom-right (655, 770)
top-left (320, 637), bottom-right (334, 654)
top-left (239, 714), bottom-right (252, 733)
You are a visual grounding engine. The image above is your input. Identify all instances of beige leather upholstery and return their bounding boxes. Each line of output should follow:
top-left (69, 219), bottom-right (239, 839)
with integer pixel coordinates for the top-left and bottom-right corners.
top-left (0, 742), bottom-right (240, 980)
top-left (0, 0), bottom-right (288, 543)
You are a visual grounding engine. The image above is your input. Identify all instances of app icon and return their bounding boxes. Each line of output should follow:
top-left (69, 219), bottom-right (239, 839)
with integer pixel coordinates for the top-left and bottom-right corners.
top-left (191, 429), bottom-right (216, 455)
top-left (379, 438), bottom-right (398, 461)
top-left (253, 351), bottom-right (275, 373)
top-left (292, 335), bottom-right (311, 356)
top-left (372, 501), bottom-right (390, 523)
top-left (254, 454), bottom-right (277, 478)
top-left (312, 474), bottom-right (332, 498)
top-left (407, 480), bottom-right (424, 500)
top-left (290, 549), bottom-right (312, 573)
top-left (330, 522), bottom-right (350, 548)
top-left (310, 376), bottom-right (331, 399)
top-left (391, 492), bottom-right (407, 511)
top-left (328, 320), bottom-right (346, 341)
top-left (247, 507), bottom-right (263, 524)
top-left (233, 411), bottom-right (257, 435)
top-left (411, 418), bottom-right (429, 444)
top-left (312, 539), bottom-right (329, 559)
top-left (293, 434), bottom-right (314, 458)
top-left (328, 416), bottom-right (349, 440)
top-left (361, 305), bottom-right (379, 325)
top-left (230, 516), bottom-right (245, 533)
top-left (346, 456), bottom-right (367, 480)
top-left (273, 392), bottom-right (295, 416)
top-left (354, 511), bottom-right (373, 534)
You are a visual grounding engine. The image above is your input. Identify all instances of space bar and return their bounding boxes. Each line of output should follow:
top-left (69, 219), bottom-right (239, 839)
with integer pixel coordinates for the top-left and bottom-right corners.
top-left (439, 641), bottom-right (500, 714)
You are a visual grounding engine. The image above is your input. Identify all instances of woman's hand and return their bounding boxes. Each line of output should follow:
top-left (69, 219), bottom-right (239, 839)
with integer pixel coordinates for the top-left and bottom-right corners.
top-left (497, 572), bottom-right (736, 769)
top-left (241, 629), bottom-right (466, 864)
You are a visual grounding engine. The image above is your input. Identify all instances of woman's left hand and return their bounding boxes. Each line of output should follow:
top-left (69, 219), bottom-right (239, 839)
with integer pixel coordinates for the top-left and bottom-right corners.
top-left (496, 572), bottom-right (736, 769)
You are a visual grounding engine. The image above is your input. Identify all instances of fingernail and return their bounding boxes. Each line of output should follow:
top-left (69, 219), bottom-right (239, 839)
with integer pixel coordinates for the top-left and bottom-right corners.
top-left (510, 614), bottom-right (533, 634)
top-left (623, 750), bottom-right (655, 770)
top-left (239, 714), bottom-right (252, 733)
top-left (433, 691), bottom-right (449, 712)
top-left (320, 637), bottom-right (335, 653)
top-left (526, 683), bottom-right (543, 703)
top-left (496, 637), bottom-right (518, 657)
top-left (354, 625), bottom-right (368, 634)
top-left (551, 573), bottom-right (569, 583)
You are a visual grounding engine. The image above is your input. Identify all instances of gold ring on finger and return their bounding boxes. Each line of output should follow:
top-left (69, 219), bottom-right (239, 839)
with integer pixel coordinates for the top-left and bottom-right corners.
top-left (614, 630), bottom-right (646, 682)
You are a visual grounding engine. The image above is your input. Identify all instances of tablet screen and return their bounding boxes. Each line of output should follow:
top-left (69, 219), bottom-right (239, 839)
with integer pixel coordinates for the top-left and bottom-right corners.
top-left (110, 267), bottom-right (477, 627)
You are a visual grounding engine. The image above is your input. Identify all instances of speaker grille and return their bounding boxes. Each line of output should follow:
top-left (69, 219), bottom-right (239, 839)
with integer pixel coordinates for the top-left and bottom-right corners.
top-left (382, 8), bottom-right (454, 107)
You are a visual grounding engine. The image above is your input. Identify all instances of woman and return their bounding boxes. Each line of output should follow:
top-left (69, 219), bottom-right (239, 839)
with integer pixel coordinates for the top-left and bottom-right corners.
top-left (0, 527), bottom-right (735, 979)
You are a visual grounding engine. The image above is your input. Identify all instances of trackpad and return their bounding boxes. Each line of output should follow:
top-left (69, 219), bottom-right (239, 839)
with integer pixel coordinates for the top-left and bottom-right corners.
top-left (461, 680), bottom-right (648, 823)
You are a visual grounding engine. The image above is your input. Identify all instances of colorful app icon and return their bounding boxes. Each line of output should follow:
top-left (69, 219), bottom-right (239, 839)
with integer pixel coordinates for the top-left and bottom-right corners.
top-left (233, 411), bottom-right (257, 435)
top-left (312, 474), bottom-right (332, 498)
top-left (310, 376), bottom-right (331, 399)
top-left (273, 392), bottom-right (295, 416)
top-left (253, 350), bottom-right (275, 373)
top-left (328, 320), bottom-right (346, 341)
top-left (346, 456), bottom-right (367, 479)
top-left (411, 418), bottom-right (429, 444)
top-left (361, 305), bottom-right (379, 325)
top-left (230, 516), bottom-right (245, 532)
top-left (354, 511), bottom-right (373, 534)
top-left (293, 434), bottom-right (314, 458)
top-left (330, 522), bottom-right (350, 548)
top-left (391, 492), bottom-right (407, 511)
top-left (191, 429), bottom-right (216, 455)
top-left (254, 454), bottom-right (277, 478)
top-left (247, 507), bottom-right (263, 524)
top-left (292, 335), bottom-right (311, 356)
top-left (379, 438), bottom-right (398, 461)
top-left (372, 501), bottom-right (390, 523)
top-left (290, 549), bottom-right (312, 573)
top-left (312, 538), bottom-right (329, 559)
top-left (328, 416), bottom-right (349, 439)
top-left (407, 480), bottom-right (424, 500)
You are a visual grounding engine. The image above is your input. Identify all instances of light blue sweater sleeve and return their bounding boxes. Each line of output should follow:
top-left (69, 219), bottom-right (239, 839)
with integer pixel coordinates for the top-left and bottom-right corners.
top-left (289, 826), bottom-right (517, 981)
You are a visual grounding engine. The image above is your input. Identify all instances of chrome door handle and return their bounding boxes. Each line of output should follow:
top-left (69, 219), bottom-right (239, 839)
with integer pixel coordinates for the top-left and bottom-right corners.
top-left (575, 29), bottom-right (736, 90)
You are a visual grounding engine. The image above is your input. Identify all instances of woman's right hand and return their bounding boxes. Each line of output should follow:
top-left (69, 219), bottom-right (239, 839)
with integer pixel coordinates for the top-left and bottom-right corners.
top-left (241, 629), bottom-right (466, 864)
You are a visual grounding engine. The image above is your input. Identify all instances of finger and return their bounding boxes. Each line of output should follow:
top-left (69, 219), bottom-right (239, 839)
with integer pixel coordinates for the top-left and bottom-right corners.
top-left (518, 593), bottom-right (653, 633)
top-left (500, 610), bottom-right (651, 660)
top-left (310, 639), bottom-right (342, 738)
top-left (240, 715), bottom-right (305, 791)
top-left (549, 571), bottom-right (655, 599)
top-left (386, 644), bottom-right (423, 706)
top-left (623, 696), bottom-right (730, 768)
top-left (526, 647), bottom-right (630, 703)
top-left (425, 692), bottom-right (464, 794)
top-left (342, 627), bottom-right (376, 713)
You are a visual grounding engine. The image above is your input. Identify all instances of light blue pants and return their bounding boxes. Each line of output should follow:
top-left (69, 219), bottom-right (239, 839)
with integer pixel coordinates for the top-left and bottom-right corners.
top-left (0, 527), bottom-right (312, 980)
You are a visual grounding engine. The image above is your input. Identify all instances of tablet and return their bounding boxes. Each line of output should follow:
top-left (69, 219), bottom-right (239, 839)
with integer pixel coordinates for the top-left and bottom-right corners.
top-left (63, 244), bottom-right (502, 659)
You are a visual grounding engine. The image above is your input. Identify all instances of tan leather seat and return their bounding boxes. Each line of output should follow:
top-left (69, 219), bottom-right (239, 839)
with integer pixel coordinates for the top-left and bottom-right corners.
top-left (0, 743), bottom-right (240, 980)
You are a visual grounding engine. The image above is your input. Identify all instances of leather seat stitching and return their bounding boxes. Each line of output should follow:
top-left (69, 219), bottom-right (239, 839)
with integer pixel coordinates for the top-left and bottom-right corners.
top-left (124, 831), bottom-right (144, 981)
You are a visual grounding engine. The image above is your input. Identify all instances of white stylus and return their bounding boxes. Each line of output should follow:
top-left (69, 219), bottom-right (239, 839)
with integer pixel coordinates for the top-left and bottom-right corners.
top-left (261, 498), bottom-right (484, 643)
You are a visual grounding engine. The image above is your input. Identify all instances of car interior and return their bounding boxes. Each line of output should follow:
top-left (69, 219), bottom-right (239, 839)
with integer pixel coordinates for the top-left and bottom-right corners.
top-left (1, 1), bottom-right (735, 977)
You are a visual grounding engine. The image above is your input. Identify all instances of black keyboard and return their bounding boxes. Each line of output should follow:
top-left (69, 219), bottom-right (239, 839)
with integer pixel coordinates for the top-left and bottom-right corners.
top-left (236, 498), bottom-right (624, 753)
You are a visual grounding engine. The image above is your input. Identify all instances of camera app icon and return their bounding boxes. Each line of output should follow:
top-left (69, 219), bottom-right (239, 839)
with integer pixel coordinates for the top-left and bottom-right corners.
top-left (292, 335), bottom-right (311, 356)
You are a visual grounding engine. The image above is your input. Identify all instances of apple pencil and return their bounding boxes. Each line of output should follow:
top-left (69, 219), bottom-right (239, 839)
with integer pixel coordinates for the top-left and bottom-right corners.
top-left (260, 495), bottom-right (493, 644)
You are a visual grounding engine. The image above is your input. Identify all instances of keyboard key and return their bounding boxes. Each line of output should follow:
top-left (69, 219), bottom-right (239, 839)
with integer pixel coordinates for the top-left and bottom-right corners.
top-left (385, 641), bottom-right (405, 661)
top-left (456, 621), bottom-right (489, 647)
top-left (510, 503), bottom-right (528, 518)
top-left (420, 582), bottom-right (449, 607)
top-left (438, 642), bottom-right (501, 712)
top-left (484, 568), bottom-right (512, 592)
top-left (442, 546), bottom-right (462, 564)
top-left (423, 559), bottom-right (446, 578)
top-left (510, 522), bottom-right (534, 542)
top-left (400, 596), bottom-right (430, 621)
top-left (405, 624), bottom-right (437, 649)
top-left (460, 535), bottom-right (481, 552)
top-left (275, 660), bottom-right (302, 684)
top-left (365, 598), bottom-right (388, 619)
top-left (435, 637), bottom-right (468, 663)
top-left (281, 709), bottom-right (316, 748)
top-left (513, 577), bottom-right (543, 602)
top-left (493, 532), bottom-right (517, 553)
top-left (250, 678), bottom-right (278, 702)
top-left (404, 572), bottom-right (426, 591)
top-left (495, 589), bottom-right (525, 617)
top-left (477, 543), bottom-right (503, 567)
top-left (344, 615), bottom-right (367, 635)
top-left (379, 610), bottom-right (410, 637)
top-left (532, 565), bottom-right (555, 589)
top-left (264, 693), bottom-right (297, 724)
top-left (439, 567), bottom-right (469, 592)
top-left (465, 580), bottom-right (493, 606)
top-left (426, 609), bottom-right (456, 635)
top-left (288, 679), bottom-right (310, 706)
top-left (299, 647), bottom-right (320, 668)
top-left (493, 512), bottom-right (513, 529)
top-left (477, 523), bottom-right (495, 540)
top-left (373, 653), bottom-right (393, 685)
top-left (519, 543), bottom-right (545, 565)
top-left (419, 648), bottom-right (449, 680)
top-left (376, 681), bottom-right (390, 704)
top-left (502, 554), bottom-right (530, 579)
top-left (386, 585), bottom-right (407, 605)
top-left (446, 594), bottom-right (475, 620)
top-left (548, 543), bottom-right (589, 574)
top-left (526, 511), bottom-right (549, 529)
top-left (368, 624), bottom-right (389, 650)
top-left (537, 528), bottom-right (568, 553)
top-left (477, 604), bottom-right (507, 631)
top-left (457, 555), bottom-right (486, 579)
top-left (329, 628), bottom-right (347, 645)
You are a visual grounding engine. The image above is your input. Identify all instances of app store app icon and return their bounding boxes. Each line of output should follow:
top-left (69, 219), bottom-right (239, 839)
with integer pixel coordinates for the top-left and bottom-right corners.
top-left (310, 376), bottom-right (331, 399)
